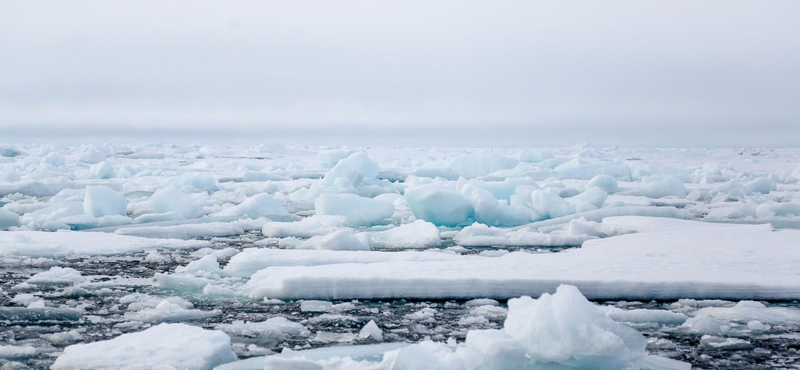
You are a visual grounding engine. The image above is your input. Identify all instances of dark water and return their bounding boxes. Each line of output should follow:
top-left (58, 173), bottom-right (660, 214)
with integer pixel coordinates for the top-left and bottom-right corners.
top-left (1, 235), bottom-right (799, 370)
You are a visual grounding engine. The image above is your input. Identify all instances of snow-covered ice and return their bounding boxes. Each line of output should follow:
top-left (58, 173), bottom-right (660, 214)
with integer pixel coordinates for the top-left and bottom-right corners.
top-left (51, 323), bottom-right (237, 370)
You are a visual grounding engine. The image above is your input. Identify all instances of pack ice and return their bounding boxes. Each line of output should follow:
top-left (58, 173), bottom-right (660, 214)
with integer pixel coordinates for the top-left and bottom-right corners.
top-left (2, 143), bottom-right (800, 369)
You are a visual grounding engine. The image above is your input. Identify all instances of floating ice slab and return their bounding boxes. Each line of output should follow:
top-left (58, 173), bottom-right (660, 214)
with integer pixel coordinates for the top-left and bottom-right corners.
top-left (262, 215), bottom-right (348, 238)
top-left (221, 248), bottom-right (466, 278)
top-left (0, 230), bottom-right (210, 257)
top-left (243, 217), bottom-right (800, 300)
top-left (52, 323), bottom-right (238, 370)
top-left (363, 220), bottom-right (441, 249)
top-left (115, 222), bottom-right (245, 239)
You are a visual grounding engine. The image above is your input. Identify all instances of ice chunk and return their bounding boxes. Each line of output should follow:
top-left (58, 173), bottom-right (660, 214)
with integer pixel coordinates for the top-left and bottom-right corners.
top-left (358, 320), bottom-right (384, 342)
top-left (315, 193), bottom-right (393, 227)
top-left (51, 323), bottom-right (237, 370)
top-left (0, 307), bottom-right (81, 322)
top-left (0, 208), bottom-right (21, 229)
top-left (44, 330), bottom-right (84, 345)
top-left (696, 300), bottom-right (800, 325)
top-left (320, 151), bottom-right (379, 187)
top-left (505, 285), bottom-right (646, 367)
top-left (557, 161), bottom-right (632, 181)
top-left (173, 174), bottom-right (219, 192)
top-left (217, 317), bottom-right (305, 348)
top-left (677, 314), bottom-right (731, 335)
top-left (619, 178), bottom-right (686, 198)
top-left (176, 255), bottom-right (222, 274)
top-left (566, 186), bottom-right (608, 211)
top-left (83, 185), bottom-right (127, 217)
top-left (364, 220), bottom-right (441, 249)
top-left (0, 345), bottom-right (36, 359)
top-left (745, 177), bottom-right (777, 194)
top-left (319, 149), bottom-right (359, 168)
top-left (77, 149), bottom-right (105, 164)
top-left (301, 300), bottom-right (333, 312)
top-left (454, 223), bottom-right (591, 247)
top-left (587, 174), bottom-right (619, 193)
top-left (123, 299), bottom-right (220, 323)
top-left (254, 285), bottom-right (685, 370)
top-left (297, 229), bottom-right (372, 251)
top-left (89, 161), bottom-right (116, 179)
top-left (755, 201), bottom-right (800, 218)
top-left (144, 249), bottom-right (173, 263)
top-left (405, 184), bottom-right (473, 226)
top-left (41, 152), bottom-right (66, 166)
top-left (27, 267), bottom-right (86, 285)
top-left (607, 309), bottom-right (688, 326)
top-left (709, 179), bottom-right (752, 200)
top-left (699, 335), bottom-right (752, 350)
top-left (518, 148), bottom-right (554, 163)
top-left (461, 184), bottom-right (532, 227)
top-left (465, 178), bottom-right (540, 202)
top-left (530, 189), bottom-right (575, 219)
top-left (447, 155), bottom-right (518, 178)
top-left (149, 185), bottom-right (205, 219)
top-left (262, 215), bottom-right (348, 238)
top-left (217, 193), bottom-right (289, 218)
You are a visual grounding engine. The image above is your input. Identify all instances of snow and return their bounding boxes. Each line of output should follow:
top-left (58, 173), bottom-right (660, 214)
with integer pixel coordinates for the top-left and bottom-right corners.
top-left (149, 185), bottom-right (205, 219)
top-left (0, 230), bottom-right (209, 257)
top-left (315, 193), bottom-right (394, 227)
top-left (241, 217), bottom-right (800, 300)
top-left (83, 185), bottom-right (128, 217)
top-left (51, 323), bottom-right (237, 370)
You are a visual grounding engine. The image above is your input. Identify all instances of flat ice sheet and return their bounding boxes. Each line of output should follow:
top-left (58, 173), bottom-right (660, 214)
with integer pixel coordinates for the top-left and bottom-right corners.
top-left (0, 230), bottom-right (210, 257)
top-left (243, 217), bottom-right (800, 301)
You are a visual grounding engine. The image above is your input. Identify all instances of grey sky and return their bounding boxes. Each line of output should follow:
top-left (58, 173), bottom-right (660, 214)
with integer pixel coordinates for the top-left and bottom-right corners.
top-left (1, 1), bottom-right (799, 147)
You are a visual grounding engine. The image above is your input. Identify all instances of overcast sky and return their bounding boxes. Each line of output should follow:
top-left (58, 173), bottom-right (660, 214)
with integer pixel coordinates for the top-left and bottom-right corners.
top-left (1, 1), bottom-right (799, 147)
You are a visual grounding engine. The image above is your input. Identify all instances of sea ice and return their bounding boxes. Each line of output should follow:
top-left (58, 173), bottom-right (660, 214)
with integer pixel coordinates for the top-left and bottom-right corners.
top-left (51, 323), bottom-right (238, 370)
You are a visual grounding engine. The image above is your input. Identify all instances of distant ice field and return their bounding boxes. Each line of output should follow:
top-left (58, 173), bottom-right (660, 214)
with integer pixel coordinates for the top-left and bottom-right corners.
top-left (1, 143), bottom-right (799, 369)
